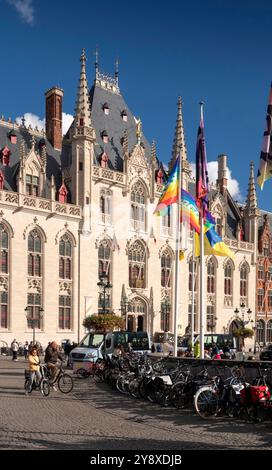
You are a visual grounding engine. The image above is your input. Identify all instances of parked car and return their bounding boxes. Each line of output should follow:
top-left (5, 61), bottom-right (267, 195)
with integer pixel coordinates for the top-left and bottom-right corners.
top-left (260, 344), bottom-right (272, 361)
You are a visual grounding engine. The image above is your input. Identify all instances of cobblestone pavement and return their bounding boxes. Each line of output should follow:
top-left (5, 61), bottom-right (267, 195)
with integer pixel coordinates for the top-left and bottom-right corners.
top-left (0, 356), bottom-right (272, 450)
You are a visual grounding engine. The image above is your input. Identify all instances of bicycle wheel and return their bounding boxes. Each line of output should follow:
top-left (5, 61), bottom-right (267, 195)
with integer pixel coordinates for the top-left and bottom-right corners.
top-left (24, 379), bottom-right (32, 394)
top-left (116, 375), bottom-right (127, 394)
top-left (170, 382), bottom-right (188, 409)
top-left (58, 373), bottom-right (73, 393)
top-left (40, 378), bottom-right (50, 397)
top-left (194, 386), bottom-right (219, 419)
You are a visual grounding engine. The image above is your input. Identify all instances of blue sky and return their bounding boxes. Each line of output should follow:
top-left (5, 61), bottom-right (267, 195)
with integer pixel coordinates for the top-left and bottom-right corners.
top-left (1, 0), bottom-right (272, 210)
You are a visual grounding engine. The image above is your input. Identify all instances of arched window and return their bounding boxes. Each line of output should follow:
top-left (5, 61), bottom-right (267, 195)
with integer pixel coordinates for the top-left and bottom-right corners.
top-left (161, 206), bottom-right (172, 236)
top-left (189, 257), bottom-right (197, 292)
top-left (128, 240), bottom-right (146, 288)
top-left (28, 230), bottom-right (42, 277)
top-left (240, 262), bottom-right (248, 303)
top-left (98, 240), bottom-right (112, 280)
top-left (127, 297), bottom-right (146, 332)
top-left (207, 258), bottom-right (216, 294)
top-left (267, 320), bottom-right (272, 343)
top-left (100, 189), bottom-right (112, 224)
top-left (256, 320), bottom-right (265, 344)
top-left (161, 250), bottom-right (172, 288)
top-left (59, 235), bottom-right (72, 279)
top-left (224, 260), bottom-right (233, 307)
top-left (263, 238), bottom-right (269, 257)
top-left (213, 205), bottom-right (223, 237)
top-left (130, 182), bottom-right (146, 231)
top-left (0, 224), bottom-right (9, 274)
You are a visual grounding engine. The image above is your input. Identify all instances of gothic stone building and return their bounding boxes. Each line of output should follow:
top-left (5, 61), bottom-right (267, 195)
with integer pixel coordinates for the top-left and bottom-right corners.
top-left (0, 50), bottom-right (258, 348)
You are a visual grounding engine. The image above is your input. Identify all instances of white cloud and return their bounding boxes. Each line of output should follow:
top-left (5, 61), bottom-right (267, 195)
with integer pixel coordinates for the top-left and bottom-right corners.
top-left (7, 0), bottom-right (34, 25)
top-left (62, 112), bottom-right (74, 135)
top-left (15, 112), bottom-right (74, 135)
top-left (190, 160), bottom-right (243, 202)
top-left (15, 112), bottom-right (45, 130)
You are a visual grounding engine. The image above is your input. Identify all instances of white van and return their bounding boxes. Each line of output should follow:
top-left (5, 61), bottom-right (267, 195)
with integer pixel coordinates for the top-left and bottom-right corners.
top-left (69, 331), bottom-right (151, 366)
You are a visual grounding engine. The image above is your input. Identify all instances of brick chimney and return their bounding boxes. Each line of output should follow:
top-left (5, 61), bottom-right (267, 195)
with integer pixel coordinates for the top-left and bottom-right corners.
top-left (217, 154), bottom-right (228, 195)
top-left (45, 87), bottom-right (64, 150)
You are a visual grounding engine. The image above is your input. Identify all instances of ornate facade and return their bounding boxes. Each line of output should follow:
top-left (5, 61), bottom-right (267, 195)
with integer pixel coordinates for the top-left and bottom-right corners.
top-left (0, 50), bottom-right (259, 348)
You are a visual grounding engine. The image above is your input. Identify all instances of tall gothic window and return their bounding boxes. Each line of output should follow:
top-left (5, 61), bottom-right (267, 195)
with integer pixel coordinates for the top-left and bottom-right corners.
top-left (268, 290), bottom-right (272, 311)
top-left (267, 320), bottom-right (272, 343)
top-left (59, 235), bottom-right (72, 280)
top-left (0, 224), bottom-right (8, 274)
top-left (161, 206), bottom-right (172, 236)
top-left (59, 295), bottom-right (71, 330)
top-left (130, 182), bottom-right (146, 231)
top-left (258, 288), bottom-right (264, 310)
top-left (258, 265), bottom-right (264, 280)
top-left (240, 262), bottom-right (248, 302)
top-left (263, 239), bottom-right (269, 257)
top-left (98, 240), bottom-right (112, 279)
top-left (98, 240), bottom-right (112, 311)
top-left (207, 258), bottom-right (216, 294)
top-left (28, 230), bottom-right (42, 277)
top-left (0, 291), bottom-right (8, 329)
top-left (161, 250), bottom-right (172, 288)
top-left (128, 240), bottom-right (146, 288)
top-left (27, 293), bottom-right (41, 329)
top-left (256, 320), bottom-right (265, 344)
top-left (100, 189), bottom-right (112, 224)
top-left (189, 257), bottom-right (197, 292)
top-left (224, 260), bottom-right (233, 305)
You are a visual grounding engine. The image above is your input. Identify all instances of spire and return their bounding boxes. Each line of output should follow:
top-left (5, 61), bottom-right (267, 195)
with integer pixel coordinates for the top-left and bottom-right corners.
top-left (151, 139), bottom-right (157, 166)
top-left (169, 96), bottom-right (187, 170)
top-left (246, 161), bottom-right (257, 210)
top-left (115, 58), bottom-right (119, 85)
top-left (74, 49), bottom-right (92, 128)
top-left (94, 47), bottom-right (99, 79)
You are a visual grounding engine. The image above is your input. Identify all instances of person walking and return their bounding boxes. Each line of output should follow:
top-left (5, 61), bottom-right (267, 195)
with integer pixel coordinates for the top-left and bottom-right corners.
top-left (11, 339), bottom-right (19, 361)
top-left (23, 341), bottom-right (29, 360)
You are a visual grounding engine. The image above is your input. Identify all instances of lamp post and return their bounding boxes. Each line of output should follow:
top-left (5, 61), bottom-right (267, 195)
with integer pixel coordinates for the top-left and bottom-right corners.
top-left (161, 297), bottom-right (171, 341)
top-left (97, 271), bottom-right (112, 314)
top-left (120, 294), bottom-right (129, 331)
top-left (234, 302), bottom-right (254, 352)
top-left (25, 306), bottom-right (44, 344)
top-left (234, 302), bottom-right (253, 328)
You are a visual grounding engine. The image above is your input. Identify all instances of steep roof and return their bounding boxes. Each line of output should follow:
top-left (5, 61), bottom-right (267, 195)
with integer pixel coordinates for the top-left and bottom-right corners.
top-left (89, 77), bottom-right (151, 171)
top-left (0, 120), bottom-right (62, 190)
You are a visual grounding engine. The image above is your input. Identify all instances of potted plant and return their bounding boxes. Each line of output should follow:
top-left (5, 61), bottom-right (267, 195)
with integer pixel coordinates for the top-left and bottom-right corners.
top-left (233, 327), bottom-right (254, 350)
top-left (83, 314), bottom-right (125, 332)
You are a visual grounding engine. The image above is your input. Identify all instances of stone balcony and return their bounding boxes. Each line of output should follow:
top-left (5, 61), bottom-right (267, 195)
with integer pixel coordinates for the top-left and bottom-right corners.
top-left (92, 166), bottom-right (124, 185)
top-left (0, 190), bottom-right (81, 219)
top-left (224, 237), bottom-right (254, 252)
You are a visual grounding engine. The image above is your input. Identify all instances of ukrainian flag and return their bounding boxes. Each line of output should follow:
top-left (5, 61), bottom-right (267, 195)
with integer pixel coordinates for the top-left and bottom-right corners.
top-left (195, 226), bottom-right (234, 259)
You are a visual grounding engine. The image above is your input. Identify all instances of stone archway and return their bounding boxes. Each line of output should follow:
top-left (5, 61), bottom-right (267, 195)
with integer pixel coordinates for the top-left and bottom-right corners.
top-left (229, 319), bottom-right (243, 351)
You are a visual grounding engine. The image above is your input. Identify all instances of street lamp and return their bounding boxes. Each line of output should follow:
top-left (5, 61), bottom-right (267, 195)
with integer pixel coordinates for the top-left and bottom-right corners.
top-left (25, 306), bottom-right (44, 344)
top-left (234, 302), bottom-right (253, 327)
top-left (161, 297), bottom-right (171, 341)
top-left (120, 294), bottom-right (129, 330)
top-left (97, 271), bottom-right (112, 314)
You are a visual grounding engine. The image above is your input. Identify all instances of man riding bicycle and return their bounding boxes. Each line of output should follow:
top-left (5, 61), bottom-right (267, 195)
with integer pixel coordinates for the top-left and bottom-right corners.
top-left (44, 341), bottom-right (64, 386)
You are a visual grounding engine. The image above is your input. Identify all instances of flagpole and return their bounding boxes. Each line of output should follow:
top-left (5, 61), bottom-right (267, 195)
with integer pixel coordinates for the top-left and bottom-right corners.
top-left (199, 102), bottom-right (205, 359)
top-left (191, 231), bottom-right (195, 357)
top-left (173, 146), bottom-right (182, 357)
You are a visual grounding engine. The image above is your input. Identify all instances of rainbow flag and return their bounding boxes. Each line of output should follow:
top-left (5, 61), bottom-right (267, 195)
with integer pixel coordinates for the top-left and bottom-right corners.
top-left (180, 189), bottom-right (200, 232)
top-left (180, 189), bottom-right (215, 234)
top-left (257, 82), bottom-right (272, 189)
top-left (154, 157), bottom-right (179, 216)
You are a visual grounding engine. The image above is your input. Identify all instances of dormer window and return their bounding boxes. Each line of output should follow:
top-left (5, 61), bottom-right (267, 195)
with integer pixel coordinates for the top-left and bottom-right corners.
top-left (1, 146), bottom-right (11, 166)
top-left (100, 152), bottom-right (109, 168)
top-left (58, 182), bottom-right (68, 204)
top-left (8, 129), bottom-right (17, 144)
top-left (39, 138), bottom-right (46, 149)
top-left (101, 130), bottom-right (109, 144)
top-left (26, 174), bottom-right (39, 196)
top-left (156, 168), bottom-right (164, 184)
top-left (121, 109), bottom-right (127, 122)
top-left (103, 103), bottom-right (110, 115)
top-left (79, 118), bottom-right (84, 126)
